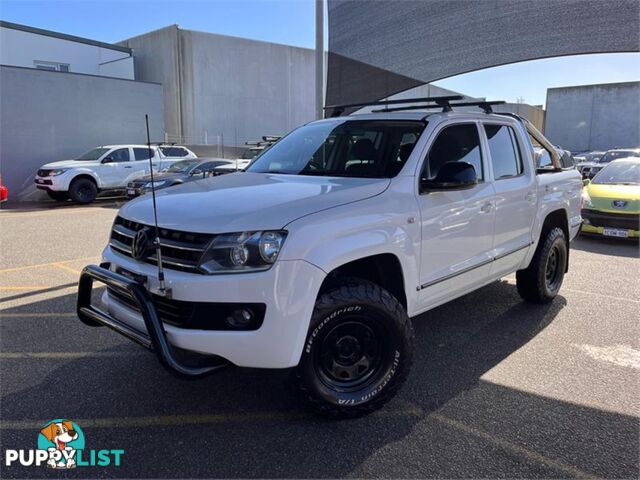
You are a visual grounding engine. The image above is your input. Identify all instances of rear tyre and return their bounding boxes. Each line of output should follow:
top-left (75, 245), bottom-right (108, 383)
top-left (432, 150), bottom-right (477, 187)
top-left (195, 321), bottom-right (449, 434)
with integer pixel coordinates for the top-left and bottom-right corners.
top-left (69, 178), bottom-right (98, 204)
top-left (294, 278), bottom-right (414, 418)
top-left (516, 227), bottom-right (567, 304)
top-left (46, 191), bottom-right (69, 202)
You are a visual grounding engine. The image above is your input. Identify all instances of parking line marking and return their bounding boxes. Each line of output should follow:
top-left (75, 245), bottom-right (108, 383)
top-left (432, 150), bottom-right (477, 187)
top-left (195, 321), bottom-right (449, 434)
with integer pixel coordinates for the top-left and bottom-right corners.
top-left (0, 351), bottom-right (145, 359)
top-left (0, 312), bottom-right (77, 318)
top-left (0, 257), bottom-right (97, 274)
top-left (53, 262), bottom-right (82, 275)
top-left (0, 286), bottom-right (55, 291)
top-left (431, 413), bottom-right (598, 479)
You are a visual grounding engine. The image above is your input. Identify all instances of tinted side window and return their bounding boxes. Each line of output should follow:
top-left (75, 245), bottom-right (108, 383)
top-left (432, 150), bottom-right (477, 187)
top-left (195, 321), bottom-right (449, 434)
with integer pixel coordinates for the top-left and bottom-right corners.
top-left (160, 147), bottom-right (188, 157)
top-left (108, 148), bottom-right (130, 162)
top-left (423, 124), bottom-right (483, 181)
top-left (485, 125), bottom-right (522, 179)
top-left (133, 148), bottom-right (154, 160)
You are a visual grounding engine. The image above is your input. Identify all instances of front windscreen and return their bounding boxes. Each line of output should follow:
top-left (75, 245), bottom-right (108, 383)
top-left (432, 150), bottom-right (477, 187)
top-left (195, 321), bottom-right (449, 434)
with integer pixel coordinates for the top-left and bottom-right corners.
top-left (162, 160), bottom-right (199, 173)
top-left (246, 120), bottom-right (425, 178)
top-left (593, 161), bottom-right (640, 185)
top-left (75, 148), bottom-right (109, 161)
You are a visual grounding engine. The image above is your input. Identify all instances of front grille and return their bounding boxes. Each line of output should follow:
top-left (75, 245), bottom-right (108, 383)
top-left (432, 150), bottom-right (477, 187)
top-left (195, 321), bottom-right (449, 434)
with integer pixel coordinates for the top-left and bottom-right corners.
top-left (106, 287), bottom-right (265, 330)
top-left (109, 216), bottom-right (212, 273)
top-left (37, 169), bottom-right (51, 177)
top-left (582, 209), bottom-right (640, 230)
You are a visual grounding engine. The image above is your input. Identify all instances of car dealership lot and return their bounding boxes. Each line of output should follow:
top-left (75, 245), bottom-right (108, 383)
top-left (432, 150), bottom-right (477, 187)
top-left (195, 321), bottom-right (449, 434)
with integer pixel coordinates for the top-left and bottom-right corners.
top-left (1, 203), bottom-right (638, 478)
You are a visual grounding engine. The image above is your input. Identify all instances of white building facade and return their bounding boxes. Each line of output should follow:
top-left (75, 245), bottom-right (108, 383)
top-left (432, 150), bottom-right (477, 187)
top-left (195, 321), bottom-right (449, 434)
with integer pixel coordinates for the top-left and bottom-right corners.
top-left (0, 20), bottom-right (134, 79)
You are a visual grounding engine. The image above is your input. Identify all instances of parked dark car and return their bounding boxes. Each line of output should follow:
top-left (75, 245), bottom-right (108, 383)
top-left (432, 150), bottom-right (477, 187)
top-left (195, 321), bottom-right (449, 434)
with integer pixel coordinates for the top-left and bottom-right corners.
top-left (126, 158), bottom-right (237, 198)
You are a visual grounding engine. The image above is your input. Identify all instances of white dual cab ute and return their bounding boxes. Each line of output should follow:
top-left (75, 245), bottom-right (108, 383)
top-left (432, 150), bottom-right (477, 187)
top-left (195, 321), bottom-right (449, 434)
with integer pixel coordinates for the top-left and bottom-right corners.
top-left (35, 145), bottom-right (196, 204)
top-left (76, 96), bottom-right (582, 418)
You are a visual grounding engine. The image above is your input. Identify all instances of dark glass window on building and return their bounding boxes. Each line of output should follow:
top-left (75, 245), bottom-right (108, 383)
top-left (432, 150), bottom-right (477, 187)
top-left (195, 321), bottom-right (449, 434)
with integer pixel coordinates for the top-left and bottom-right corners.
top-left (423, 124), bottom-right (483, 181)
top-left (485, 125), bottom-right (523, 179)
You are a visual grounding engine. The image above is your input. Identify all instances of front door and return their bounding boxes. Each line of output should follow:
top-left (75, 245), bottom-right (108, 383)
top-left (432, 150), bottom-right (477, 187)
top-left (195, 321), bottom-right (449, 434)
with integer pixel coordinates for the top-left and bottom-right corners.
top-left (100, 147), bottom-right (132, 188)
top-left (416, 122), bottom-right (496, 311)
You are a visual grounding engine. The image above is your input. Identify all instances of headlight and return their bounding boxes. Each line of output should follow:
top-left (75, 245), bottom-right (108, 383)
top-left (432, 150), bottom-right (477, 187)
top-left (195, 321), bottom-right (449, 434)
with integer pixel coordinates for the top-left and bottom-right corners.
top-left (49, 168), bottom-right (68, 176)
top-left (198, 231), bottom-right (287, 274)
top-left (144, 180), bottom-right (167, 188)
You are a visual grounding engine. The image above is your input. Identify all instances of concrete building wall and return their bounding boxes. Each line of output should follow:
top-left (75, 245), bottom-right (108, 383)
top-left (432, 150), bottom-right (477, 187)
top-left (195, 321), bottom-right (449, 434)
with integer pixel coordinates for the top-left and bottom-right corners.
top-left (545, 82), bottom-right (640, 152)
top-left (119, 26), bottom-right (316, 148)
top-left (0, 24), bottom-right (134, 79)
top-left (0, 66), bottom-right (163, 200)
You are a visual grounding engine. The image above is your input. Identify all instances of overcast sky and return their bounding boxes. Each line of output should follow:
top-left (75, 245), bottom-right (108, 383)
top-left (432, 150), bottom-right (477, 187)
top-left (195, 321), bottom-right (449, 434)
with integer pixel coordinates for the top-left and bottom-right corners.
top-left (2, 0), bottom-right (638, 106)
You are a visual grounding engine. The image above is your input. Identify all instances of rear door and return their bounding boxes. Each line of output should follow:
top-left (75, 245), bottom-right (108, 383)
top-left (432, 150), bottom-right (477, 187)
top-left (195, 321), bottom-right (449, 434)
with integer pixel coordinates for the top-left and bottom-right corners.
top-left (131, 147), bottom-right (159, 178)
top-left (481, 122), bottom-right (537, 277)
top-left (416, 122), bottom-right (496, 310)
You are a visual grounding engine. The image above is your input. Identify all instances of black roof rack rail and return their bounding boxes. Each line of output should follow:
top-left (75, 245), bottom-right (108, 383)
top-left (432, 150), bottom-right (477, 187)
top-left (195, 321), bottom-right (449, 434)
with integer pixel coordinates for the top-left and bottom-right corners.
top-left (323, 95), bottom-right (464, 117)
top-left (373, 100), bottom-right (506, 114)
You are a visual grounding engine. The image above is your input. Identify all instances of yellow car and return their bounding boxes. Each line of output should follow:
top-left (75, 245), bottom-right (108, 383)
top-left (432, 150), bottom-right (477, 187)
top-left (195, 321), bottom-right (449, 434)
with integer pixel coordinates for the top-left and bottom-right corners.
top-left (581, 158), bottom-right (640, 239)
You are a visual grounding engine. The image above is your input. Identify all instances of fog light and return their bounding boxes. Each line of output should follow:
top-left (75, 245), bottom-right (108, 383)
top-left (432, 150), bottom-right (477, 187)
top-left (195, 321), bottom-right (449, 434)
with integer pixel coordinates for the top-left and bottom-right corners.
top-left (225, 308), bottom-right (254, 328)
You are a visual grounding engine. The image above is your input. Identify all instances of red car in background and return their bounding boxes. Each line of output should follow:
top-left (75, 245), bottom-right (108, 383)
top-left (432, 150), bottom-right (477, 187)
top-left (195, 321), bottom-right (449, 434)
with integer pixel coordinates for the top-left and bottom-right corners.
top-left (0, 176), bottom-right (8, 203)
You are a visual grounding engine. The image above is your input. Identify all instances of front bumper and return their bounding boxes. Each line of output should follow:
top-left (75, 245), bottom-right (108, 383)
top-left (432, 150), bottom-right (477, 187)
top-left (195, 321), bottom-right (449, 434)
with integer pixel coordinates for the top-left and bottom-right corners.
top-left (34, 173), bottom-right (71, 191)
top-left (581, 209), bottom-right (640, 238)
top-left (79, 247), bottom-right (326, 369)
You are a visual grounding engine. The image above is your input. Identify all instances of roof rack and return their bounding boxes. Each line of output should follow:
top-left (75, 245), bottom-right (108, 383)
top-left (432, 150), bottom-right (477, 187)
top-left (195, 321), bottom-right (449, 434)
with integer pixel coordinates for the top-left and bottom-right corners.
top-left (323, 95), bottom-right (464, 117)
top-left (372, 100), bottom-right (506, 114)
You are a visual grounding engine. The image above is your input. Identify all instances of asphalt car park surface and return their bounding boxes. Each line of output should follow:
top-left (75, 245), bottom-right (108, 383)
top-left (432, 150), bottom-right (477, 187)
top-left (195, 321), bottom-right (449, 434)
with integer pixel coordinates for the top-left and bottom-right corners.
top-left (1, 201), bottom-right (638, 478)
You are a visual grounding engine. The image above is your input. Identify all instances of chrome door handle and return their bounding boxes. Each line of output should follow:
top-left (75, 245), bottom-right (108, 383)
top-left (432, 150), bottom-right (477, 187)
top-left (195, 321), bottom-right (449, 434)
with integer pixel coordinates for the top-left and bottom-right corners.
top-left (480, 202), bottom-right (493, 213)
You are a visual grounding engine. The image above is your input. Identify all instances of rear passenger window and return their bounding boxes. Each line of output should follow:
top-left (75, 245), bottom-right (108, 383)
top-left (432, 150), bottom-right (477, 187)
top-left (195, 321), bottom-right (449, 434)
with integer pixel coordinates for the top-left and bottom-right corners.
top-left (133, 148), bottom-right (154, 160)
top-left (485, 125), bottom-right (523, 179)
top-left (423, 124), bottom-right (483, 181)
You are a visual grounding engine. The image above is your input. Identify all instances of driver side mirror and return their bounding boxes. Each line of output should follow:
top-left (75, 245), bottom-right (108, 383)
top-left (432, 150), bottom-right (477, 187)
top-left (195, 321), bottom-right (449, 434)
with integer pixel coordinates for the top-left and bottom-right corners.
top-left (102, 157), bottom-right (114, 164)
top-left (420, 162), bottom-right (477, 193)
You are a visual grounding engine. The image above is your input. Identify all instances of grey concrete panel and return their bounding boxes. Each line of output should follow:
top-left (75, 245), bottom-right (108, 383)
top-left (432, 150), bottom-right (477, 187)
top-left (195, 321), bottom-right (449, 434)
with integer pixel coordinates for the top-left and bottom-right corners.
top-left (545, 82), bottom-right (639, 151)
top-left (0, 66), bottom-right (163, 199)
top-left (121, 27), bottom-right (316, 147)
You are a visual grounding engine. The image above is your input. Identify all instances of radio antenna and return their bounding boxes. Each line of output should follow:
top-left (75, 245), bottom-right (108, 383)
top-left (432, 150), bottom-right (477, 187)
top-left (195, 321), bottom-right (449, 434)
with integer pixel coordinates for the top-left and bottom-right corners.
top-left (145, 114), bottom-right (169, 297)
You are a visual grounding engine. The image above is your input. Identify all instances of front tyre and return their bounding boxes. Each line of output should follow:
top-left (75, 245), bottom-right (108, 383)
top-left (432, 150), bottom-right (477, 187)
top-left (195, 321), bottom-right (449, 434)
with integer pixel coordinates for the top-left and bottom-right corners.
top-left (516, 227), bottom-right (567, 304)
top-left (69, 178), bottom-right (98, 204)
top-left (294, 279), bottom-right (414, 418)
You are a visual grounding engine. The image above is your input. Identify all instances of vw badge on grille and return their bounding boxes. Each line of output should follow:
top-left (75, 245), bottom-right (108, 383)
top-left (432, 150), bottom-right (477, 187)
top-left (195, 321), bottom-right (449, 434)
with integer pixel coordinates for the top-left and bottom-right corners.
top-left (131, 227), bottom-right (151, 260)
top-left (612, 200), bottom-right (628, 209)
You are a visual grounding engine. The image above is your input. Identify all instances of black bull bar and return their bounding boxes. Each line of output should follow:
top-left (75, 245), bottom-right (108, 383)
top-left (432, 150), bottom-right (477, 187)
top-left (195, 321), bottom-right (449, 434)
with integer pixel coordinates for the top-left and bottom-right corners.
top-left (77, 263), bottom-right (227, 378)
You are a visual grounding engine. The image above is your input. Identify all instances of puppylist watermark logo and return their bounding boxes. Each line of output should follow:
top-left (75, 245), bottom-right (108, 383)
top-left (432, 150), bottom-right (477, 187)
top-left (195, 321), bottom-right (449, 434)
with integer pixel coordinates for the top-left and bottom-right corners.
top-left (4, 419), bottom-right (124, 469)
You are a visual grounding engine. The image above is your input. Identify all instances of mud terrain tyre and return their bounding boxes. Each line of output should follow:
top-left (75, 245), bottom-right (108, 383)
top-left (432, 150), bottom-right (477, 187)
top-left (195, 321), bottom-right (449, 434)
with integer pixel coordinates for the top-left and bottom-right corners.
top-left (516, 227), bottom-right (567, 304)
top-left (69, 178), bottom-right (97, 204)
top-left (294, 278), bottom-right (414, 418)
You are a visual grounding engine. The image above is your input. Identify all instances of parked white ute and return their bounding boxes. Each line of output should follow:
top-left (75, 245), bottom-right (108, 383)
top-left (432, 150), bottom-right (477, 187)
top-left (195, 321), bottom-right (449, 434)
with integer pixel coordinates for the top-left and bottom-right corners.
top-left (35, 145), bottom-right (196, 204)
top-left (77, 98), bottom-right (583, 418)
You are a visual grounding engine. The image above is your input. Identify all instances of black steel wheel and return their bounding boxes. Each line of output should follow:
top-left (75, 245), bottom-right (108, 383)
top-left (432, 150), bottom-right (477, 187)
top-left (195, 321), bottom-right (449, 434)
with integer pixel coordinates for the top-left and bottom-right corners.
top-left (517, 227), bottom-right (567, 303)
top-left (294, 278), bottom-right (414, 418)
top-left (69, 178), bottom-right (98, 204)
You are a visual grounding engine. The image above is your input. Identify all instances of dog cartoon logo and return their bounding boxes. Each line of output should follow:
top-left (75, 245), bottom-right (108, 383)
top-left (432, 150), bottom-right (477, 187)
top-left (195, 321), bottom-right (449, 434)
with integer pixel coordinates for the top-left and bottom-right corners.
top-left (37, 419), bottom-right (84, 469)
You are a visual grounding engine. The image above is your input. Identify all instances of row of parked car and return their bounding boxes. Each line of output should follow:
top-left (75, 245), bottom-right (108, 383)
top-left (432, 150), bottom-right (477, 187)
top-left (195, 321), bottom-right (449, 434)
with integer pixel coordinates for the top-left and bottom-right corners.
top-left (33, 139), bottom-right (278, 204)
top-left (574, 147), bottom-right (640, 179)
